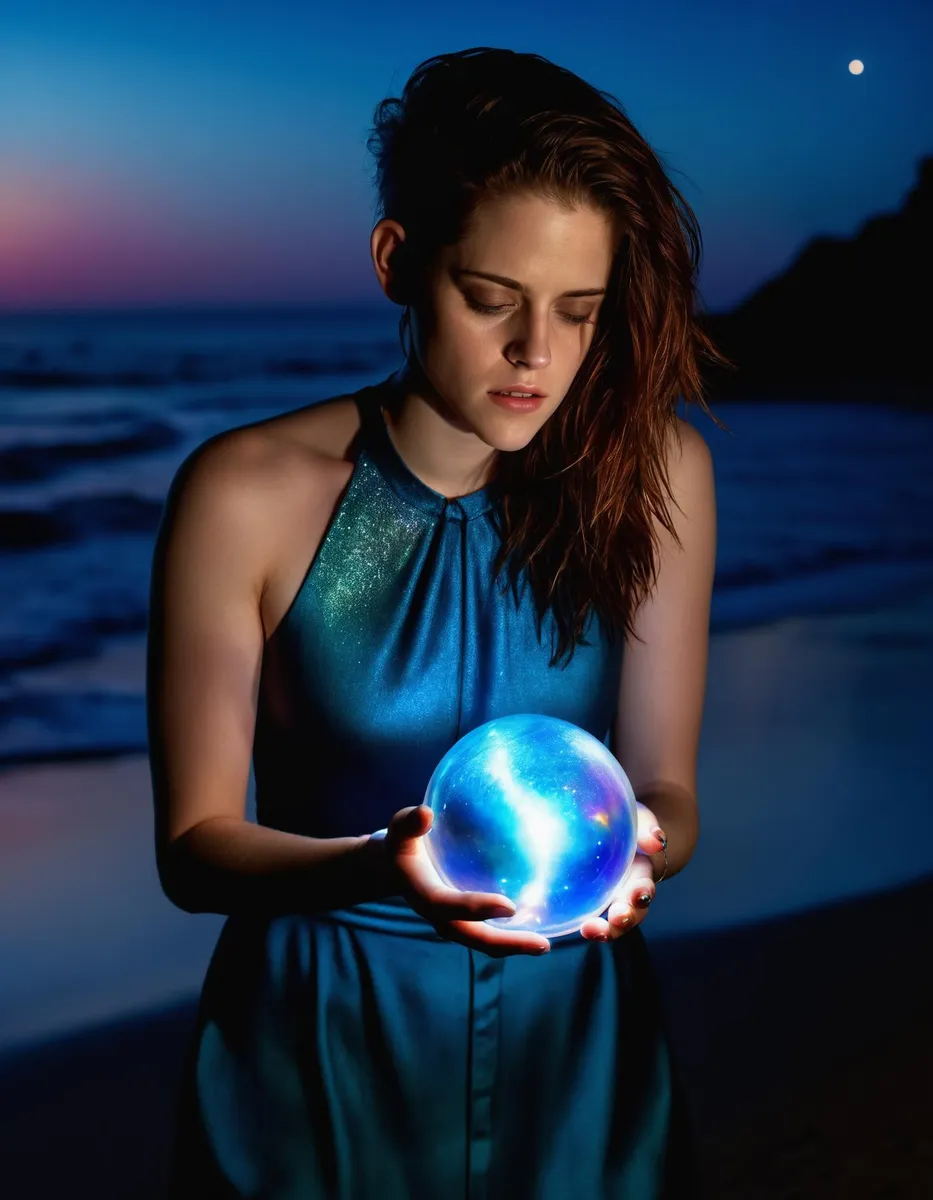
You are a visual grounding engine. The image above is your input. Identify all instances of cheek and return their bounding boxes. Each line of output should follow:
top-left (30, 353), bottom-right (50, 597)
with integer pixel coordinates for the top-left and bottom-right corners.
top-left (434, 315), bottom-right (496, 372)
top-left (424, 303), bottom-right (478, 348)
top-left (544, 396), bottom-right (568, 425)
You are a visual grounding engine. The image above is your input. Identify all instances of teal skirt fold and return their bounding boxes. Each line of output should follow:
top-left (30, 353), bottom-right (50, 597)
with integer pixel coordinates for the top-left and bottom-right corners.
top-left (168, 896), bottom-right (696, 1199)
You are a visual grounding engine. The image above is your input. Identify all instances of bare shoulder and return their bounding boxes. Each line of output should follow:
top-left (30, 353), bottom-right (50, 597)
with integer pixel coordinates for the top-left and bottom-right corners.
top-left (660, 415), bottom-right (716, 519)
top-left (668, 415), bottom-right (713, 478)
top-left (156, 393), bottom-right (367, 640)
top-left (160, 394), bottom-right (363, 539)
top-left (173, 393), bottom-right (361, 492)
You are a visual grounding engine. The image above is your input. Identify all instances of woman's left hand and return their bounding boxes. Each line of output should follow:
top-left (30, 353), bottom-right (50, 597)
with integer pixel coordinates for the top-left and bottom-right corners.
top-left (579, 802), bottom-right (666, 942)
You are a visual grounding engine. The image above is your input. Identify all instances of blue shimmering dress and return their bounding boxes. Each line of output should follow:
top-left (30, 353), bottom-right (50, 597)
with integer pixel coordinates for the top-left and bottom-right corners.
top-left (168, 372), bottom-right (695, 1198)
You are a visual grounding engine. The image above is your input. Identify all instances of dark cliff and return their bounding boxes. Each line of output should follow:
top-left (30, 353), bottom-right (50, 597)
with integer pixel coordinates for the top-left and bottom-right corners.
top-left (700, 155), bottom-right (933, 405)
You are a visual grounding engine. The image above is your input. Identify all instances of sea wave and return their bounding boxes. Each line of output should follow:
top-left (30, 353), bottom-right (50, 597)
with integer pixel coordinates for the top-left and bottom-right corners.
top-left (0, 420), bottom-right (182, 484)
top-left (0, 345), bottom-right (397, 391)
top-left (0, 494), bottom-right (164, 552)
top-left (715, 539), bottom-right (933, 592)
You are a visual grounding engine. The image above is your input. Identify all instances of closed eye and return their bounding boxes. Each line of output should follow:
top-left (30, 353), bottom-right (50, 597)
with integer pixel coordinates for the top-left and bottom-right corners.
top-left (464, 296), bottom-right (594, 326)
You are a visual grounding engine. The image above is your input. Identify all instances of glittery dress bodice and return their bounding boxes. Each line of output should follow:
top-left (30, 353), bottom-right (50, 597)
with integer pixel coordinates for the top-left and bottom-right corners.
top-left (253, 372), bottom-right (623, 839)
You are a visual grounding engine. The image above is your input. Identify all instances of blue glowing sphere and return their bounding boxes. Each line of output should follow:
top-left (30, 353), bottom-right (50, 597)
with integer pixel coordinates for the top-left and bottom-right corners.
top-left (423, 714), bottom-right (639, 939)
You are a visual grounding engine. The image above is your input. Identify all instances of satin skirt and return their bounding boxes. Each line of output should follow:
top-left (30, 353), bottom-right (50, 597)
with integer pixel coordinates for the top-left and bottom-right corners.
top-left (168, 896), bottom-right (697, 1199)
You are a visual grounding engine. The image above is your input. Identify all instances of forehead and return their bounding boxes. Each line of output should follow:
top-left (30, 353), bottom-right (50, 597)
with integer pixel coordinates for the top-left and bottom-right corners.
top-left (443, 190), bottom-right (618, 289)
top-left (454, 191), bottom-right (617, 269)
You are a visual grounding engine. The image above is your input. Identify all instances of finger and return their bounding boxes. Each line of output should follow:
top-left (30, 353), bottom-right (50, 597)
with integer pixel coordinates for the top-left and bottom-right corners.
top-left (400, 855), bottom-right (517, 921)
top-left (606, 897), bottom-right (638, 933)
top-left (634, 803), bottom-right (666, 854)
top-left (443, 919), bottom-right (551, 958)
top-left (622, 865), bottom-right (656, 913)
top-left (387, 805), bottom-right (433, 849)
top-left (579, 915), bottom-right (612, 940)
top-left (420, 890), bottom-right (518, 922)
top-left (581, 907), bottom-right (637, 941)
top-left (628, 885), bottom-right (655, 914)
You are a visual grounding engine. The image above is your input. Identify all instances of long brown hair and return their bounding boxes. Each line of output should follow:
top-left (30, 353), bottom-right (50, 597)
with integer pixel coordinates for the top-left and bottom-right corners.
top-left (367, 46), bottom-right (733, 668)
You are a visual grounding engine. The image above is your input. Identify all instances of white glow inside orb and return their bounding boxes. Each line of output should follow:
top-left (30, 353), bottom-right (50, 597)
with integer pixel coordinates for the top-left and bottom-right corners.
top-left (848, 60), bottom-right (864, 75)
top-left (485, 743), bottom-right (567, 925)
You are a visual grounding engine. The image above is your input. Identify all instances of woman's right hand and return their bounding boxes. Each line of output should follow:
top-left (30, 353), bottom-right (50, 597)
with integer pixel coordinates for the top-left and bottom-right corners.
top-left (378, 805), bottom-right (551, 958)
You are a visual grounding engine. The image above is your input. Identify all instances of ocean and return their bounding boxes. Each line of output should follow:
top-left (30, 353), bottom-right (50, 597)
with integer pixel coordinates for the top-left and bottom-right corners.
top-left (2, 306), bottom-right (933, 767)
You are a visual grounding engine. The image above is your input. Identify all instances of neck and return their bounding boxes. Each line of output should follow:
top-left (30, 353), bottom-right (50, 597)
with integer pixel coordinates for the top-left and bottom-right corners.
top-left (382, 370), bottom-right (498, 500)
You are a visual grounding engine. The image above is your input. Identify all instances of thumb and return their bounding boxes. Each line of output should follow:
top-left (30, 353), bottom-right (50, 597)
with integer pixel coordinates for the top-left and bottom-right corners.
top-left (388, 804), bottom-right (433, 842)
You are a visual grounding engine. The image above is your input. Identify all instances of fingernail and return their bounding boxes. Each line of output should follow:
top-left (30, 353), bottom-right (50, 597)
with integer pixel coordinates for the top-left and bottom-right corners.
top-left (610, 913), bottom-right (631, 928)
top-left (634, 892), bottom-right (653, 909)
top-left (533, 944), bottom-right (551, 955)
top-left (650, 827), bottom-right (668, 848)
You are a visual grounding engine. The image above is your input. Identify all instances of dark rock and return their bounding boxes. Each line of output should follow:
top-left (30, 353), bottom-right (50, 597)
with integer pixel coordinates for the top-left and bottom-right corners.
top-left (700, 155), bottom-right (933, 406)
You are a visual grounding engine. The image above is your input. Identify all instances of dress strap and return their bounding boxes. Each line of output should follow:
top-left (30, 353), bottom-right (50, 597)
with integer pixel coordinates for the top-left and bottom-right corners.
top-left (352, 378), bottom-right (390, 444)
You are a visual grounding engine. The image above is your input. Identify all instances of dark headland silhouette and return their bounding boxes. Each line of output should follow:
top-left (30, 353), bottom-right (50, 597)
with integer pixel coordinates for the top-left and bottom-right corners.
top-left (700, 154), bottom-right (933, 407)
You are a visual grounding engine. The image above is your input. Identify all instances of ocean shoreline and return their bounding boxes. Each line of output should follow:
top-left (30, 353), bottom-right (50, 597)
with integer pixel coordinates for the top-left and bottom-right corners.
top-left (4, 570), bottom-right (933, 773)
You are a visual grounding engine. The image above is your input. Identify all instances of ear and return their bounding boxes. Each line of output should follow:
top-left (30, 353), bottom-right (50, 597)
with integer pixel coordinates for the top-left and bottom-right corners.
top-left (371, 219), bottom-right (414, 306)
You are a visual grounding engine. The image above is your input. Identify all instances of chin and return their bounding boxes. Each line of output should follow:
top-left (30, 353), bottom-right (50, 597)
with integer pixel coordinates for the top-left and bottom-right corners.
top-left (477, 417), bottom-right (545, 453)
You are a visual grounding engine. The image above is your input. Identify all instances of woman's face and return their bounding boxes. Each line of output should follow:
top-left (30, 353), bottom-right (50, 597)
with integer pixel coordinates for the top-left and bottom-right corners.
top-left (389, 191), bottom-right (617, 452)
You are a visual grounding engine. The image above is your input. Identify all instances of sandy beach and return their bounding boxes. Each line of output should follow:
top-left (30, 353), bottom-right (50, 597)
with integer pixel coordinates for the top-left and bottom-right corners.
top-left (1, 586), bottom-right (932, 1195)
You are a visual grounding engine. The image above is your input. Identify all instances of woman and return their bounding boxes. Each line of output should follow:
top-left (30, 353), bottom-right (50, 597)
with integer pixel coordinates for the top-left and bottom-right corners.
top-left (148, 46), bottom-right (726, 1198)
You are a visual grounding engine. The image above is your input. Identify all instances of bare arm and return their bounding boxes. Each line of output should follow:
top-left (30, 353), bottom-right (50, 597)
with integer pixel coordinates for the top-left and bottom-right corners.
top-left (612, 417), bottom-right (717, 883)
top-left (147, 432), bottom-right (390, 916)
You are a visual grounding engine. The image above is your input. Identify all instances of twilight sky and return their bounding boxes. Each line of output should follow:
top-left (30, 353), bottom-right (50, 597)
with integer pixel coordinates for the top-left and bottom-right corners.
top-left (1, 0), bottom-right (931, 313)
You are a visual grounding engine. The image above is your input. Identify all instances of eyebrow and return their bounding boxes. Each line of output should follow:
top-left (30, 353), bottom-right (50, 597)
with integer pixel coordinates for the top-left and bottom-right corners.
top-left (452, 268), bottom-right (606, 298)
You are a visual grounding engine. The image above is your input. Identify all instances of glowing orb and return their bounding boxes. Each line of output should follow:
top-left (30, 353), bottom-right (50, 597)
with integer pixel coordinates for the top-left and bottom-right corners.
top-left (848, 60), bottom-right (864, 75)
top-left (423, 714), bottom-right (639, 938)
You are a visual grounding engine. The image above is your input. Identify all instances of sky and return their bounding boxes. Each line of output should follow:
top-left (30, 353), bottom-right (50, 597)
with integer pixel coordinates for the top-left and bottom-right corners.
top-left (1, 0), bottom-right (931, 313)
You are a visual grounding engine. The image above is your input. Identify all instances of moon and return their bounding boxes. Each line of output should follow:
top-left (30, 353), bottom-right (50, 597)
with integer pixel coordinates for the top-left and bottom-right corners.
top-left (848, 60), bottom-right (864, 75)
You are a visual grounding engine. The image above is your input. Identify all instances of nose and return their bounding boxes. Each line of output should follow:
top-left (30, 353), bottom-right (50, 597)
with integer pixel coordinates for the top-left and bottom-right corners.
top-left (506, 312), bottom-right (551, 371)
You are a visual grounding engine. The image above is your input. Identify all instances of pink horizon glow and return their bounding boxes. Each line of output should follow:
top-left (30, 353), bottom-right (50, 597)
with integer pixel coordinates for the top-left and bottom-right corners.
top-left (0, 166), bottom-right (369, 308)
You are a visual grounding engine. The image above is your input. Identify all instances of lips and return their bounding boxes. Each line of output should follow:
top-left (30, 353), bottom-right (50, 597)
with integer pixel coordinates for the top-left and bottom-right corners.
top-left (489, 386), bottom-right (547, 397)
top-left (489, 391), bottom-right (545, 413)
